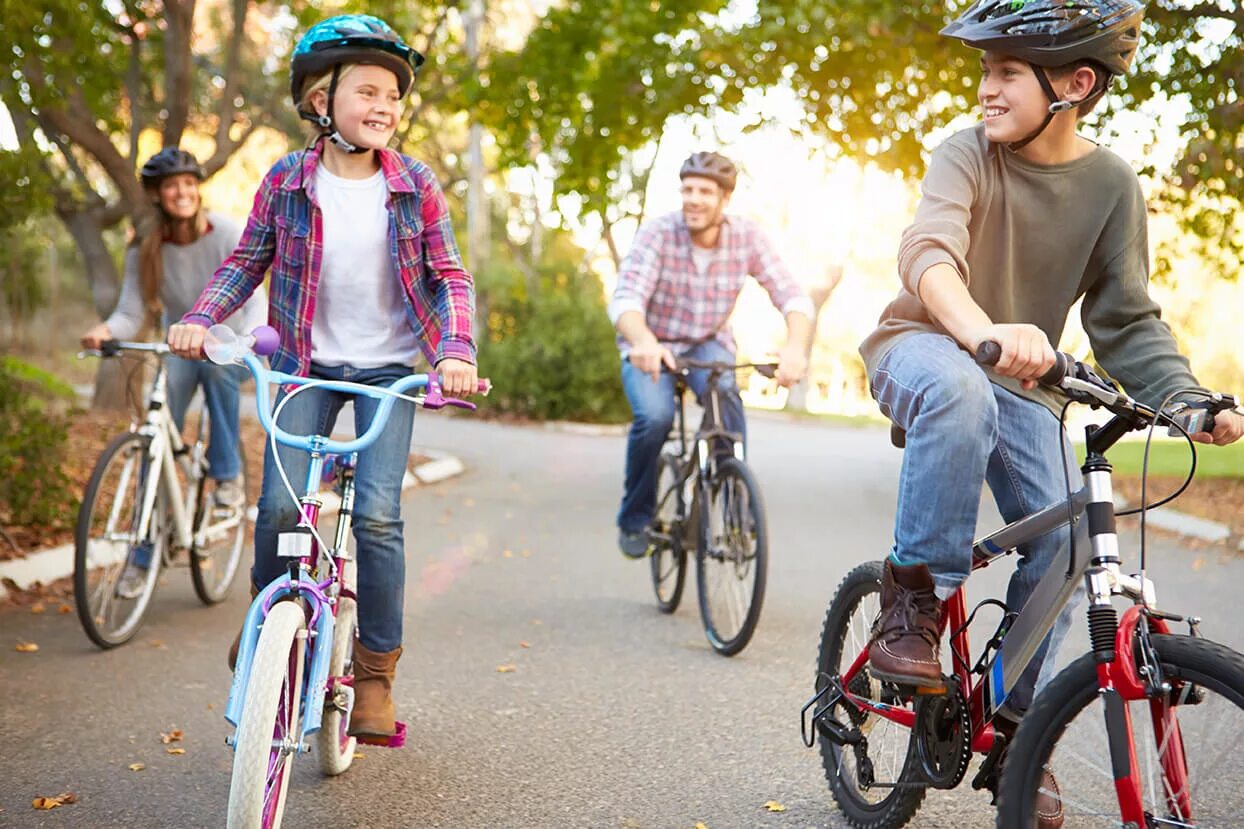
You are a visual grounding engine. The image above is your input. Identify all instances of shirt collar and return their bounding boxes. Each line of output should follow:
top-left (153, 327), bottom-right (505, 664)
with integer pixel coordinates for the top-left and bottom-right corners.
top-left (280, 143), bottom-right (413, 194)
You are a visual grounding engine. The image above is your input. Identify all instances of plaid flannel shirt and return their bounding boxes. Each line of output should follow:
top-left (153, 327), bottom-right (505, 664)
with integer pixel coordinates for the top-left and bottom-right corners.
top-left (184, 144), bottom-right (475, 376)
top-left (607, 212), bottom-right (814, 356)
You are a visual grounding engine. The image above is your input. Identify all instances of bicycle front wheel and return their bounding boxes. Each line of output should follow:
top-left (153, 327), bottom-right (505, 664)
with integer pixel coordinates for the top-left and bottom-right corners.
top-left (695, 456), bottom-right (767, 656)
top-left (228, 601), bottom-right (307, 829)
top-left (74, 431), bottom-right (165, 648)
top-left (649, 452), bottom-right (688, 614)
top-left (997, 632), bottom-right (1244, 828)
top-left (190, 443), bottom-right (250, 604)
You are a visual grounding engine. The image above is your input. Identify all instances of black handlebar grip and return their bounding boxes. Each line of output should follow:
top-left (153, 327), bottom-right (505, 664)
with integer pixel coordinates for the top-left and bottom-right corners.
top-left (974, 341), bottom-right (1071, 386)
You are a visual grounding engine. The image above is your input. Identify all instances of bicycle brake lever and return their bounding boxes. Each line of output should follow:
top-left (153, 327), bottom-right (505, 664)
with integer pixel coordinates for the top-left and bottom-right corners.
top-left (422, 378), bottom-right (478, 411)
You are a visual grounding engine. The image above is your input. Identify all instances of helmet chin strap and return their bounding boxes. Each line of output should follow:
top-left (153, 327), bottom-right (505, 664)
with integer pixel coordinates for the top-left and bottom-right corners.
top-left (1005, 65), bottom-right (1065, 152)
top-left (298, 65), bottom-right (368, 155)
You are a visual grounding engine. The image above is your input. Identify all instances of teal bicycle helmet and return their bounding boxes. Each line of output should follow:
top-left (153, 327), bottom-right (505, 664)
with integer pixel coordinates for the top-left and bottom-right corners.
top-left (290, 14), bottom-right (424, 108)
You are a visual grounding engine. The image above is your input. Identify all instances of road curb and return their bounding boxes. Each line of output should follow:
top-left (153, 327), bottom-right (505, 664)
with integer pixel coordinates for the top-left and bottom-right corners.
top-left (0, 449), bottom-right (465, 604)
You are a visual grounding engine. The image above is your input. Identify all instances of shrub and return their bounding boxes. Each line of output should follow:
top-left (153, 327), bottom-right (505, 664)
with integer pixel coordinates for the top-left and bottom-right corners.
top-left (0, 358), bottom-right (77, 531)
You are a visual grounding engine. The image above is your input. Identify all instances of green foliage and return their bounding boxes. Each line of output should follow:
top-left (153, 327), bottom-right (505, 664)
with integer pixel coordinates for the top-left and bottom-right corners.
top-left (478, 239), bottom-right (629, 423)
top-left (0, 358), bottom-right (76, 530)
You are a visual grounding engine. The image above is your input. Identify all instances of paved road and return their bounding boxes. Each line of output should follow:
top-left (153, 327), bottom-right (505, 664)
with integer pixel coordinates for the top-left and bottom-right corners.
top-left (3, 413), bottom-right (1241, 828)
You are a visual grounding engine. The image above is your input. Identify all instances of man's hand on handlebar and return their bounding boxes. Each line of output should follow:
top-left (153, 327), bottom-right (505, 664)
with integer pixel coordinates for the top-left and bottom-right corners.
top-left (1192, 409), bottom-right (1244, 447)
top-left (167, 322), bottom-right (208, 360)
top-left (630, 338), bottom-right (677, 382)
top-left (970, 324), bottom-right (1056, 390)
top-left (775, 342), bottom-right (808, 389)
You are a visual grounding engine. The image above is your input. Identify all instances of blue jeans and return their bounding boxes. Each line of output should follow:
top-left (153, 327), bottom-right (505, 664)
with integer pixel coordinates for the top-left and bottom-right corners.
top-left (871, 333), bottom-right (1081, 713)
top-left (251, 363), bottom-right (416, 653)
top-left (617, 339), bottom-right (746, 534)
top-left (165, 356), bottom-right (245, 481)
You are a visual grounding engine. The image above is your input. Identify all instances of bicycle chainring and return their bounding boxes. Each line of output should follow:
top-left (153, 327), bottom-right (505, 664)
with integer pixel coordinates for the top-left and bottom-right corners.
top-left (913, 682), bottom-right (971, 789)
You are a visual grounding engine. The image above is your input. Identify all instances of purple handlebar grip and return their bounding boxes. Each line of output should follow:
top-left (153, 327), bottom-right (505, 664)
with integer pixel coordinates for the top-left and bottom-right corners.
top-left (251, 325), bottom-right (280, 357)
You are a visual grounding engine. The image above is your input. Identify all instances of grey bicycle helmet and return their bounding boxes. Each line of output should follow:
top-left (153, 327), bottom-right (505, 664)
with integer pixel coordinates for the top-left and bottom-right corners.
top-left (140, 147), bottom-right (205, 188)
top-left (940, 0), bottom-right (1144, 76)
top-left (680, 152), bottom-right (738, 192)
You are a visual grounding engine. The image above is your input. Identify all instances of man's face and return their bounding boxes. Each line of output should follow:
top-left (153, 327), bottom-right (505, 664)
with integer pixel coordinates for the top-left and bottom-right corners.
top-left (680, 175), bottom-right (730, 234)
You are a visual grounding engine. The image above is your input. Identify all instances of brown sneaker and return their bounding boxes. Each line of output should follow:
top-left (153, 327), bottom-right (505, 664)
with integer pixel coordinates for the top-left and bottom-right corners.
top-left (867, 559), bottom-right (945, 690)
top-left (991, 718), bottom-right (1063, 829)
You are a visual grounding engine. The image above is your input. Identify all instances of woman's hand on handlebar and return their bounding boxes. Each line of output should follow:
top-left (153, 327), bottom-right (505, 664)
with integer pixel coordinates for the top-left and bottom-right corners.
top-left (167, 322), bottom-right (208, 360)
top-left (79, 322), bottom-right (113, 350)
top-left (970, 324), bottom-right (1056, 390)
top-left (436, 357), bottom-right (479, 398)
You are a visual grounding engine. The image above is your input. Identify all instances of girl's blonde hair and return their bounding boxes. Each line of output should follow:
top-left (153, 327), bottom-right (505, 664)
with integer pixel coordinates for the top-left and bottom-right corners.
top-left (135, 186), bottom-right (209, 329)
top-left (298, 64), bottom-right (361, 137)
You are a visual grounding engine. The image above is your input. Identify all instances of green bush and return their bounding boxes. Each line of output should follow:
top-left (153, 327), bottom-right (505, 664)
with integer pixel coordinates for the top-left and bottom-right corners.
top-left (0, 358), bottom-right (77, 531)
top-left (477, 254), bottom-right (629, 423)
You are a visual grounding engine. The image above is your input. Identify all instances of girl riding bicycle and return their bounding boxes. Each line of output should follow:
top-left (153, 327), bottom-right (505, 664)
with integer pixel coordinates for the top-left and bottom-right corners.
top-left (168, 13), bottom-right (478, 742)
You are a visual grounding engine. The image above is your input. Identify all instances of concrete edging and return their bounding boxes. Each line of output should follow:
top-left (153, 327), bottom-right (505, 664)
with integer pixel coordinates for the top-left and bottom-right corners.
top-left (0, 449), bottom-right (464, 603)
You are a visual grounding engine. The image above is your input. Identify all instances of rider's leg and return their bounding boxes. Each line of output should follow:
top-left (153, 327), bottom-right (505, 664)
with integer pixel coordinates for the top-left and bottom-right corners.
top-left (868, 333), bottom-right (1000, 686)
top-left (683, 339), bottom-right (746, 459)
top-left (198, 362), bottom-right (245, 484)
top-left (984, 385), bottom-right (1081, 716)
top-left (618, 359), bottom-right (677, 535)
top-left (164, 354), bottom-right (200, 433)
top-left (347, 363), bottom-right (416, 737)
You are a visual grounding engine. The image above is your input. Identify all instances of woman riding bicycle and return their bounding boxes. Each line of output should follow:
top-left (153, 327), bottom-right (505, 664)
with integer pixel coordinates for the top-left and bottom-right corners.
top-left (168, 13), bottom-right (479, 742)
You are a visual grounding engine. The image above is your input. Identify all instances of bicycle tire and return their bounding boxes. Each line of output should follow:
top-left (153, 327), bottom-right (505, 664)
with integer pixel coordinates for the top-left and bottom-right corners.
top-left (650, 452), bottom-right (688, 614)
top-left (227, 600), bottom-right (307, 829)
top-left (317, 591), bottom-right (358, 776)
top-left (74, 431), bottom-right (165, 648)
top-left (190, 442), bottom-right (250, 604)
top-left (816, 561), bottom-right (925, 829)
top-left (996, 632), bottom-right (1244, 828)
top-left (695, 456), bottom-right (767, 656)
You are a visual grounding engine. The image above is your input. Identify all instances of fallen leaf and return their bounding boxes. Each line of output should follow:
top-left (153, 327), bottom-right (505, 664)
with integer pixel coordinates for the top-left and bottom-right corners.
top-left (521, 549), bottom-right (531, 558)
top-left (206, 702), bottom-right (215, 711)
top-left (160, 729), bottom-right (184, 744)
top-left (502, 549), bottom-right (514, 558)
top-left (463, 498), bottom-right (475, 507)
top-left (58, 604), bottom-right (73, 614)
top-left (128, 763), bottom-right (146, 772)
top-left (519, 641), bottom-right (531, 648)
top-left (353, 751), bottom-right (366, 759)
top-left (695, 823), bottom-right (709, 829)
top-left (531, 618), bottom-right (542, 625)
top-left (763, 801), bottom-right (786, 813)
top-left (1191, 556), bottom-right (1205, 571)
top-left (496, 664), bottom-right (517, 673)
top-left (150, 640), bottom-right (167, 649)
top-left (31, 792), bottom-right (76, 810)
top-left (30, 602), bottom-right (46, 614)
top-left (166, 747), bottom-right (186, 755)
top-left (15, 642), bottom-right (38, 653)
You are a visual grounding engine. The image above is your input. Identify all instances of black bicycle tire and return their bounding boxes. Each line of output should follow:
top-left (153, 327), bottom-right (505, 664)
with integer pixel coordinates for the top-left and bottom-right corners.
top-left (996, 632), bottom-right (1244, 828)
top-left (74, 430), bottom-right (162, 649)
top-left (650, 453), bottom-right (688, 614)
top-left (816, 560), bottom-right (926, 828)
top-left (190, 440), bottom-right (249, 605)
top-left (695, 456), bottom-right (767, 656)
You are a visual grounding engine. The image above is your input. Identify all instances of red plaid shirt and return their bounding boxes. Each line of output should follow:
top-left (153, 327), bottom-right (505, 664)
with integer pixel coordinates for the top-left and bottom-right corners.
top-left (184, 144), bottom-right (475, 376)
top-left (608, 212), bottom-right (813, 355)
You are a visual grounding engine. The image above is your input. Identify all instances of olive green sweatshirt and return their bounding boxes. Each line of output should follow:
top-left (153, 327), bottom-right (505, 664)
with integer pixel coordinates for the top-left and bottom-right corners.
top-left (859, 124), bottom-right (1203, 412)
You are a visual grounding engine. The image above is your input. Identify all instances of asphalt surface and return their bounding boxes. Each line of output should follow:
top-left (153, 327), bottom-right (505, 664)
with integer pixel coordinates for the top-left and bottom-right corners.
top-left (3, 412), bottom-right (1241, 828)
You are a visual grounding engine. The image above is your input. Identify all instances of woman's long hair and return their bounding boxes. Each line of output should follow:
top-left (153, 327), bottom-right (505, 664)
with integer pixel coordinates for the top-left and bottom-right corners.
top-left (135, 189), bottom-right (209, 329)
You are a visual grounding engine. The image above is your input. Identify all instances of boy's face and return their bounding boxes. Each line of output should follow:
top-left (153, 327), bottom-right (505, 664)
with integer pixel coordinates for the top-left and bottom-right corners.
top-left (680, 175), bottom-right (731, 236)
top-left (314, 64), bottom-right (404, 150)
top-left (977, 52), bottom-right (1050, 145)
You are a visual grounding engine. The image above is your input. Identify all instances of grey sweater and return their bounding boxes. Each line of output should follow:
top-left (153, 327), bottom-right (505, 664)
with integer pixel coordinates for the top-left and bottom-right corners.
top-left (106, 212), bottom-right (267, 340)
top-left (859, 125), bottom-right (1202, 412)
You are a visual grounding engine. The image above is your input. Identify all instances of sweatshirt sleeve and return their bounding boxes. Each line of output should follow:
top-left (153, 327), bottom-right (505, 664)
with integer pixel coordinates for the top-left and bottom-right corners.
top-left (1080, 181), bottom-right (1204, 407)
top-left (607, 219), bottom-right (664, 324)
top-left (897, 139), bottom-right (980, 298)
top-left (185, 171), bottom-right (277, 326)
top-left (103, 247), bottom-right (145, 341)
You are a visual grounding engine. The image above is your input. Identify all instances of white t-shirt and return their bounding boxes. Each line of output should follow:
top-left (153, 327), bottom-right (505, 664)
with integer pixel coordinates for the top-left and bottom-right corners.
top-left (690, 244), bottom-right (716, 276)
top-left (310, 165), bottom-right (420, 368)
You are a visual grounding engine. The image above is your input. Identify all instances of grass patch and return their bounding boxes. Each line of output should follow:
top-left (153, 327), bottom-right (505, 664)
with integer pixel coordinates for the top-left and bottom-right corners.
top-left (1078, 438), bottom-right (1244, 479)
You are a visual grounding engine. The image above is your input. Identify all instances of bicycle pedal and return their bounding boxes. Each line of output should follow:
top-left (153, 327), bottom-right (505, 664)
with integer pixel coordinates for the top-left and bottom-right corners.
top-left (355, 720), bottom-right (406, 748)
top-left (915, 684), bottom-right (948, 696)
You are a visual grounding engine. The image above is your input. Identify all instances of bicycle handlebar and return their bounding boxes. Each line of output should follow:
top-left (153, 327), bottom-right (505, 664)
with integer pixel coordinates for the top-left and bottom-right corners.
top-left (79, 339), bottom-right (171, 358)
top-left (667, 358), bottom-right (779, 379)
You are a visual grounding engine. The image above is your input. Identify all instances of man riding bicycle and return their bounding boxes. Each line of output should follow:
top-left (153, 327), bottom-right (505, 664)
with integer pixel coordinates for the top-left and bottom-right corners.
top-left (609, 151), bottom-right (815, 558)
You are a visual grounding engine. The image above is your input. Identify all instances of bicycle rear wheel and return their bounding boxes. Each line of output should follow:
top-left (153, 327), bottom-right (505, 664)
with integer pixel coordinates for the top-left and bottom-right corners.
top-left (695, 456), bottom-right (767, 656)
top-left (649, 453), bottom-right (688, 614)
top-left (997, 632), bottom-right (1244, 828)
top-left (228, 600), bottom-right (307, 829)
top-left (74, 431), bottom-right (165, 648)
top-left (190, 443), bottom-right (250, 604)
top-left (317, 582), bottom-right (358, 776)
top-left (815, 561), bottom-right (925, 828)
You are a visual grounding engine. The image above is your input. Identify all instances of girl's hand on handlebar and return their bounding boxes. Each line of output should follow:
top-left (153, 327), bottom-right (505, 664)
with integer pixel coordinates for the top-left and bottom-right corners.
top-left (1193, 409), bottom-right (1244, 447)
top-left (971, 324), bottom-right (1056, 390)
top-left (167, 322), bottom-right (208, 360)
top-left (436, 358), bottom-right (478, 398)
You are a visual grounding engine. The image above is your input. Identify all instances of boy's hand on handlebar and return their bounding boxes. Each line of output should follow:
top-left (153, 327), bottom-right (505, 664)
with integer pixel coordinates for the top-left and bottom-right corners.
top-left (167, 322), bottom-right (208, 360)
top-left (776, 343), bottom-right (808, 388)
top-left (436, 358), bottom-right (478, 398)
top-left (971, 324), bottom-right (1056, 390)
top-left (1192, 409), bottom-right (1244, 447)
top-left (630, 339), bottom-right (677, 382)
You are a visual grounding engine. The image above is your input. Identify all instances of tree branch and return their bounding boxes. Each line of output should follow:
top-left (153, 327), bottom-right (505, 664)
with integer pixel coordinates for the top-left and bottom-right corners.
top-left (214, 0), bottom-right (249, 152)
top-left (162, 0), bottom-right (197, 145)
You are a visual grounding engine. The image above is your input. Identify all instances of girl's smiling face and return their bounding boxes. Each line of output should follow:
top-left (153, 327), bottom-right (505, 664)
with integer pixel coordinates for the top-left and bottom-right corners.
top-left (313, 63), bottom-right (403, 150)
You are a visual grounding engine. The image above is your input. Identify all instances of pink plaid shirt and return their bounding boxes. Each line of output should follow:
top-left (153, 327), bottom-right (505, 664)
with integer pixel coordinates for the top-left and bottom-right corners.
top-left (608, 212), bottom-right (813, 356)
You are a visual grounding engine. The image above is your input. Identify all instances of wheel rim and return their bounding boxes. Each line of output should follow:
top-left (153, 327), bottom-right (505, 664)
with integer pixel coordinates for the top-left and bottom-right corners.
top-left (651, 459), bottom-right (683, 604)
top-left (191, 460), bottom-right (250, 601)
top-left (261, 638), bottom-right (303, 826)
top-left (700, 472), bottom-right (760, 646)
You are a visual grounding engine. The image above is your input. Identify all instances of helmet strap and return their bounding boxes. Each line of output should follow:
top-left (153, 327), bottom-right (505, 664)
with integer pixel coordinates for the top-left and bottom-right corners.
top-left (1006, 64), bottom-right (1063, 153)
top-left (308, 65), bottom-right (367, 155)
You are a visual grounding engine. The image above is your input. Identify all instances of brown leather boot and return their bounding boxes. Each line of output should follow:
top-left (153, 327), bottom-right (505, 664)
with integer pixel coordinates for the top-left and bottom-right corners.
top-left (994, 718), bottom-right (1064, 829)
top-left (867, 559), bottom-right (945, 689)
top-left (227, 583), bottom-right (261, 672)
top-left (348, 641), bottom-right (402, 738)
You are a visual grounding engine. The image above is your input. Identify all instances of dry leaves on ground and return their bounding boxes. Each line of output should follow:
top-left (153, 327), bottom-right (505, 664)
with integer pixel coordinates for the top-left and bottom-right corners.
top-left (763, 800), bottom-right (787, 812)
top-left (15, 642), bottom-right (39, 653)
top-left (32, 792), bottom-right (77, 810)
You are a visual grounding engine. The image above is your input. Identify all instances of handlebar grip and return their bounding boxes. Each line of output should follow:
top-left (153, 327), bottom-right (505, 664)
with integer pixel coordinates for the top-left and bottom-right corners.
top-left (974, 341), bottom-right (1072, 386)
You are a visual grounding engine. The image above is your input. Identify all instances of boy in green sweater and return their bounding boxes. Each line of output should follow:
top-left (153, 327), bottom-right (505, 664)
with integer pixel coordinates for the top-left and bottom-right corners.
top-left (857, 0), bottom-right (1244, 823)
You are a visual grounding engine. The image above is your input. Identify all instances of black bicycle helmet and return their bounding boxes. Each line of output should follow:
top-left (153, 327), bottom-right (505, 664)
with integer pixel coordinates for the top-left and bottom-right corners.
top-left (140, 147), bottom-right (205, 188)
top-left (680, 152), bottom-right (738, 192)
top-left (940, 0), bottom-right (1144, 76)
top-left (290, 14), bottom-right (424, 108)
